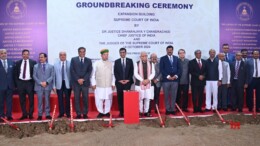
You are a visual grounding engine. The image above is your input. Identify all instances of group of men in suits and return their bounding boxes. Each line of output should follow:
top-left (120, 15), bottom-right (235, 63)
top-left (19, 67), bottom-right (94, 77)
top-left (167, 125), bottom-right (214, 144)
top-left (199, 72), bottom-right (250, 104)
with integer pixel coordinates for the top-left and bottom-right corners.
top-left (0, 44), bottom-right (259, 122)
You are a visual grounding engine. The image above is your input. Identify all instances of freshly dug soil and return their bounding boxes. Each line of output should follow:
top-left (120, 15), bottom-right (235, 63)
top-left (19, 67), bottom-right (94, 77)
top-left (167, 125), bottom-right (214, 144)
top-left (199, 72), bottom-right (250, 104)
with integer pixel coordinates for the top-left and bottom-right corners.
top-left (0, 114), bottom-right (259, 139)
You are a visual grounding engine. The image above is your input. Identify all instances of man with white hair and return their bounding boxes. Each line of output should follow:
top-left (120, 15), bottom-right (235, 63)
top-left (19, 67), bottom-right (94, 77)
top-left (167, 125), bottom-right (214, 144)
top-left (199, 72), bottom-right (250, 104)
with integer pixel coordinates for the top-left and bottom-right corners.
top-left (53, 51), bottom-right (71, 118)
top-left (134, 51), bottom-right (155, 117)
top-left (217, 53), bottom-right (230, 111)
top-left (91, 49), bottom-right (115, 118)
top-left (0, 49), bottom-right (15, 122)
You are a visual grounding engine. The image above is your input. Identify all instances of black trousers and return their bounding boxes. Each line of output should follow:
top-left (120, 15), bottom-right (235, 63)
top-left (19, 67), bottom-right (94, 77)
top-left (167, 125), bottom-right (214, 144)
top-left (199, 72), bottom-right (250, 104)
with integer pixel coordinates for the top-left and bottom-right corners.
top-left (57, 80), bottom-right (71, 116)
top-left (149, 84), bottom-right (161, 112)
top-left (218, 84), bottom-right (228, 109)
top-left (176, 84), bottom-right (189, 109)
top-left (116, 82), bottom-right (132, 114)
top-left (17, 80), bottom-right (34, 117)
top-left (231, 80), bottom-right (244, 110)
top-left (191, 85), bottom-right (204, 111)
top-left (246, 78), bottom-right (260, 109)
top-left (0, 88), bottom-right (13, 117)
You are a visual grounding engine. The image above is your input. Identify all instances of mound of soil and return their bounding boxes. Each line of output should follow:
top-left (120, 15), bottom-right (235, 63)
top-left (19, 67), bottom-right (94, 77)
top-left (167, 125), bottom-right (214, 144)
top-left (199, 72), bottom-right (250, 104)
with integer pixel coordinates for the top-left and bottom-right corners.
top-left (0, 114), bottom-right (259, 139)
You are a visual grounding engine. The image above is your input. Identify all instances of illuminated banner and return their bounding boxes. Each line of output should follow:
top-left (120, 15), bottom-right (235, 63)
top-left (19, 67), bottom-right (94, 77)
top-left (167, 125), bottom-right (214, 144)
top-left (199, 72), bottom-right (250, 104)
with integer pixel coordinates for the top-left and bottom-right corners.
top-left (0, 0), bottom-right (47, 61)
top-left (220, 0), bottom-right (260, 54)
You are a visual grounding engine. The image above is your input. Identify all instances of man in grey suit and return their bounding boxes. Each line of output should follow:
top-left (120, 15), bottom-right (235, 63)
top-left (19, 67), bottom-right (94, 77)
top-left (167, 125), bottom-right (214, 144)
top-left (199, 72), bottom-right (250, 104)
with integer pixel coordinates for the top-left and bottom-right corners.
top-left (33, 53), bottom-right (54, 120)
top-left (148, 53), bottom-right (162, 114)
top-left (53, 51), bottom-right (71, 118)
top-left (176, 49), bottom-right (190, 112)
top-left (217, 53), bottom-right (231, 111)
top-left (70, 47), bottom-right (93, 119)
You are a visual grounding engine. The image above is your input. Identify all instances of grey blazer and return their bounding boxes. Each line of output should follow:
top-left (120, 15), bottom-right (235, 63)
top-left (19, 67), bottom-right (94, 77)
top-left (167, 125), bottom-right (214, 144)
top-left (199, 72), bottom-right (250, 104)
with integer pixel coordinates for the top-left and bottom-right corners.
top-left (53, 60), bottom-right (71, 89)
top-left (33, 63), bottom-right (54, 91)
top-left (153, 62), bottom-right (162, 87)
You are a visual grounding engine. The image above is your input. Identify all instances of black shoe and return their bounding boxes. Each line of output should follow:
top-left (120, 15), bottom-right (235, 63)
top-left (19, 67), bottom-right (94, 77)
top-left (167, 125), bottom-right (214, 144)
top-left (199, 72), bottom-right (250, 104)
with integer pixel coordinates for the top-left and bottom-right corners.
top-left (231, 108), bottom-right (236, 111)
top-left (212, 110), bottom-right (216, 113)
top-left (58, 114), bottom-right (64, 118)
top-left (182, 109), bottom-right (189, 112)
top-left (170, 111), bottom-right (176, 115)
top-left (83, 115), bottom-right (88, 119)
top-left (105, 113), bottom-right (110, 117)
top-left (19, 115), bottom-right (27, 120)
top-left (144, 113), bottom-right (151, 117)
top-left (193, 109), bottom-right (198, 113)
top-left (97, 113), bottom-right (103, 118)
top-left (37, 116), bottom-right (42, 120)
top-left (66, 115), bottom-right (71, 118)
top-left (7, 117), bottom-right (13, 121)
top-left (198, 109), bottom-right (203, 113)
top-left (76, 115), bottom-right (81, 119)
top-left (217, 108), bottom-right (222, 111)
top-left (46, 116), bottom-right (52, 119)
top-left (249, 108), bottom-right (252, 112)
top-left (223, 108), bottom-right (228, 111)
top-left (29, 115), bottom-right (33, 119)
top-left (165, 110), bottom-right (171, 115)
top-left (0, 118), bottom-right (3, 122)
top-left (118, 113), bottom-right (124, 117)
top-left (256, 109), bottom-right (260, 112)
top-left (238, 109), bottom-right (243, 112)
top-left (204, 109), bottom-right (211, 112)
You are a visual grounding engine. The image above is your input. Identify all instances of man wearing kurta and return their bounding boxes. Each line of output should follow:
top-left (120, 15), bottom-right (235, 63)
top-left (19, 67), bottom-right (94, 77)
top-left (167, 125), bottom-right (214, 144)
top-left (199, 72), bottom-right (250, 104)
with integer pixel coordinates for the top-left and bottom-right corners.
top-left (134, 51), bottom-right (155, 117)
top-left (91, 49), bottom-right (115, 118)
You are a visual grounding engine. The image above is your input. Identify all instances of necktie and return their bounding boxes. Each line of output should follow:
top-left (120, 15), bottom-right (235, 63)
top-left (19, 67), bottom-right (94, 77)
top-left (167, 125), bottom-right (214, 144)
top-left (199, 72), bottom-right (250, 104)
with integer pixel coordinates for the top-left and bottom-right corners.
top-left (3, 60), bottom-right (7, 73)
top-left (225, 54), bottom-right (228, 61)
top-left (122, 58), bottom-right (125, 79)
top-left (170, 56), bottom-right (173, 64)
top-left (255, 59), bottom-right (258, 77)
top-left (23, 60), bottom-right (27, 79)
top-left (62, 62), bottom-right (65, 80)
top-left (42, 64), bottom-right (46, 73)
top-left (234, 61), bottom-right (239, 79)
top-left (80, 58), bottom-right (83, 67)
top-left (198, 59), bottom-right (202, 69)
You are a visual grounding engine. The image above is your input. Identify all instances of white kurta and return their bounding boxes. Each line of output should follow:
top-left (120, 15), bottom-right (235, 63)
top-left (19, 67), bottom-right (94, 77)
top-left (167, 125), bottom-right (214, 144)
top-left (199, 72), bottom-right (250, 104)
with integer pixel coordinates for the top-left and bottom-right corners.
top-left (91, 60), bottom-right (115, 114)
top-left (134, 61), bottom-right (155, 113)
top-left (134, 61), bottom-right (155, 100)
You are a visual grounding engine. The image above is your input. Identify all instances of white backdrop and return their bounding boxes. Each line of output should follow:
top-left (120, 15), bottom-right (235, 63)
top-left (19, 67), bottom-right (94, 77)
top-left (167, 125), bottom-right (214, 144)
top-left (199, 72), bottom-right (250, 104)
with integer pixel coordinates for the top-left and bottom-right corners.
top-left (47, 0), bottom-right (219, 64)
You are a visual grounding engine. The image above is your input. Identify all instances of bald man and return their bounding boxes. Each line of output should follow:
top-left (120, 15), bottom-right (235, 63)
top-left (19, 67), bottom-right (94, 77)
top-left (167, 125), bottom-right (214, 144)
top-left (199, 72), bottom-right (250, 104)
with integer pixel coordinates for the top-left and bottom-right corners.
top-left (205, 49), bottom-right (222, 112)
top-left (53, 51), bottom-right (71, 118)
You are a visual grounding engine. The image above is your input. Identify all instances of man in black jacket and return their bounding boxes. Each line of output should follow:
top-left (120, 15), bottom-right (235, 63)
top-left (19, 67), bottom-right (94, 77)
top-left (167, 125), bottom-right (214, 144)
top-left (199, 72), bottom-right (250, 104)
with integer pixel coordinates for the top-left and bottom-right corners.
top-left (14, 49), bottom-right (37, 120)
top-left (230, 52), bottom-right (248, 112)
top-left (114, 48), bottom-right (134, 117)
top-left (189, 50), bottom-right (207, 113)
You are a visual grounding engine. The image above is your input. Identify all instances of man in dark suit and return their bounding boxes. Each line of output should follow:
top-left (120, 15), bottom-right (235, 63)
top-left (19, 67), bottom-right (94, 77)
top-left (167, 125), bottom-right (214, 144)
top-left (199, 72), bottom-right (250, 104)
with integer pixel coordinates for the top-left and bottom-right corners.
top-left (246, 50), bottom-right (260, 112)
top-left (189, 50), bottom-right (207, 113)
top-left (230, 52), bottom-right (248, 112)
top-left (0, 49), bottom-right (15, 122)
top-left (160, 45), bottom-right (181, 115)
top-left (114, 48), bottom-right (134, 117)
top-left (14, 49), bottom-right (37, 120)
top-left (70, 47), bottom-right (93, 119)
